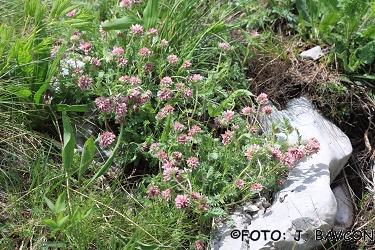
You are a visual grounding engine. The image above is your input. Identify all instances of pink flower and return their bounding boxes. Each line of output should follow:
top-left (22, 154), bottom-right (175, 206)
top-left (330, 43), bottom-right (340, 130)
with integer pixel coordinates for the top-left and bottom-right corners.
top-left (149, 143), bottom-right (160, 152)
top-left (190, 192), bottom-right (202, 200)
top-left (174, 122), bottom-right (185, 131)
top-left (244, 144), bottom-right (261, 160)
top-left (156, 104), bottom-right (175, 119)
top-left (282, 152), bottom-right (296, 169)
top-left (70, 31), bottom-right (80, 41)
top-left (175, 82), bottom-right (184, 90)
top-left (251, 30), bottom-right (260, 37)
top-left (112, 46), bottom-right (124, 56)
top-left (221, 110), bottom-right (235, 125)
top-left (303, 138), bottom-right (320, 155)
top-left (156, 151), bottom-right (168, 162)
top-left (288, 146), bottom-right (306, 161)
top-left (163, 167), bottom-right (178, 181)
top-left (218, 42), bottom-right (230, 51)
top-left (182, 60), bottom-right (191, 69)
top-left (147, 28), bottom-right (158, 35)
top-left (91, 57), bottom-right (101, 67)
top-left (95, 97), bottom-right (112, 112)
top-left (79, 42), bottom-right (92, 54)
top-left (257, 93), bottom-right (269, 104)
top-left (138, 47), bottom-right (151, 56)
top-left (50, 45), bottom-right (60, 57)
top-left (131, 24), bottom-right (143, 35)
top-left (276, 179), bottom-right (283, 186)
top-left (119, 0), bottom-right (132, 7)
top-left (140, 143), bottom-right (148, 152)
top-left (77, 75), bottom-right (92, 90)
top-left (129, 76), bottom-right (141, 85)
top-left (262, 106), bottom-right (272, 115)
top-left (251, 183), bottom-right (263, 191)
top-left (117, 58), bottom-right (128, 67)
top-left (99, 23), bottom-right (107, 37)
top-left (162, 189), bottom-right (172, 201)
top-left (160, 39), bottom-right (168, 47)
top-left (175, 195), bottom-right (189, 209)
top-left (221, 130), bottom-right (234, 145)
top-left (144, 62), bottom-right (153, 72)
top-left (119, 75), bottom-right (129, 83)
top-left (178, 134), bottom-right (188, 144)
top-left (160, 77), bottom-right (173, 87)
top-left (188, 125), bottom-right (202, 137)
top-left (146, 186), bottom-right (160, 197)
top-left (242, 106), bottom-right (254, 115)
top-left (198, 202), bottom-right (209, 211)
top-left (157, 88), bottom-right (173, 101)
top-left (167, 54), bottom-right (179, 64)
top-left (162, 160), bottom-right (174, 169)
top-left (235, 179), bottom-right (244, 188)
top-left (195, 240), bottom-right (204, 250)
top-left (99, 131), bottom-right (116, 148)
top-left (183, 88), bottom-right (193, 98)
top-left (115, 102), bottom-right (127, 116)
top-left (187, 156), bottom-right (199, 169)
top-left (66, 9), bottom-right (76, 17)
top-left (189, 74), bottom-right (203, 82)
top-left (269, 147), bottom-right (282, 160)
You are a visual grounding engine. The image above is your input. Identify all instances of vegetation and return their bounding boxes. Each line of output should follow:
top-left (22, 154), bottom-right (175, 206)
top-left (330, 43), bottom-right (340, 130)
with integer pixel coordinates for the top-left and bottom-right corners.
top-left (1, 0), bottom-right (375, 249)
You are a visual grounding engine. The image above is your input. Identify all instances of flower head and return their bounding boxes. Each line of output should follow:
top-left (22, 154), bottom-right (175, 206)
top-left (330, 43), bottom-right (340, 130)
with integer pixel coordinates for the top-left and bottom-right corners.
top-left (167, 54), bottom-right (179, 64)
top-left (157, 88), bottom-right (173, 101)
top-left (244, 144), bottom-right (261, 161)
top-left (131, 24), bottom-right (143, 35)
top-left (162, 188), bottom-right (172, 201)
top-left (242, 106), bottom-right (254, 115)
top-left (235, 179), bottom-right (245, 188)
top-left (160, 39), bottom-right (168, 47)
top-left (174, 122), bottom-right (185, 131)
top-left (219, 42), bottom-right (230, 51)
top-left (160, 77), bottom-right (173, 87)
top-left (182, 60), bottom-right (191, 69)
top-left (251, 183), bottom-right (263, 191)
top-left (221, 110), bottom-right (235, 125)
top-left (77, 75), bottom-right (92, 90)
top-left (303, 138), bottom-right (320, 155)
top-left (139, 47), bottom-right (151, 56)
top-left (175, 195), bottom-right (189, 209)
top-left (66, 9), bottom-right (76, 17)
top-left (262, 106), bottom-right (272, 115)
top-left (95, 97), bottom-right (112, 112)
top-left (99, 131), bottom-right (116, 148)
top-left (257, 93), bottom-right (269, 104)
top-left (221, 130), bottom-right (234, 145)
top-left (186, 156), bottom-right (199, 169)
top-left (146, 186), bottom-right (160, 197)
top-left (112, 46), bottom-right (124, 56)
top-left (79, 42), bottom-right (92, 54)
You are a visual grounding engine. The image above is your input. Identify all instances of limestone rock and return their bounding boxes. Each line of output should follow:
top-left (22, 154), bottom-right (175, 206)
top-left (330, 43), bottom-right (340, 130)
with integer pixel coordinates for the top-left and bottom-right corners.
top-left (212, 96), bottom-right (352, 250)
top-left (300, 46), bottom-right (323, 60)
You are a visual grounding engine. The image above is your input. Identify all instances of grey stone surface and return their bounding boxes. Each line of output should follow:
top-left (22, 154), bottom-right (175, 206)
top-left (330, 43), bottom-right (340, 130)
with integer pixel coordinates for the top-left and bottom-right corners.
top-left (332, 182), bottom-right (354, 231)
top-left (212, 96), bottom-right (352, 250)
top-left (300, 46), bottom-right (323, 60)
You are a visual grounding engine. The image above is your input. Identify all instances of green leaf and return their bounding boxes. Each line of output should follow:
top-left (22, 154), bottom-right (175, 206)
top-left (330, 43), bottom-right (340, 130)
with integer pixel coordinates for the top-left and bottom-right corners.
top-left (160, 112), bottom-right (171, 141)
top-left (79, 137), bottom-right (95, 178)
top-left (44, 196), bottom-right (55, 212)
top-left (62, 110), bottom-right (76, 171)
top-left (208, 103), bottom-right (223, 117)
top-left (319, 13), bottom-right (338, 34)
top-left (55, 104), bottom-right (88, 112)
top-left (86, 124), bottom-right (124, 186)
top-left (42, 219), bottom-right (59, 230)
top-left (55, 192), bottom-right (66, 214)
top-left (143, 0), bottom-right (159, 30)
top-left (56, 215), bottom-right (69, 228)
top-left (101, 16), bottom-right (143, 31)
top-left (358, 41), bottom-right (375, 65)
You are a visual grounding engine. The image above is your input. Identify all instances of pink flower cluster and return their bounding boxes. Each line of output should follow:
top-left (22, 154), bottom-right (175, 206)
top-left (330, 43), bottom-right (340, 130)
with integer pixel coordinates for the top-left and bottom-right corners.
top-left (146, 186), bottom-right (160, 197)
top-left (175, 195), bottom-right (189, 209)
top-left (157, 88), bottom-right (173, 101)
top-left (79, 42), bottom-right (92, 54)
top-left (131, 24), bottom-right (143, 35)
top-left (186, 156), bottom-right (199, 169)
top-left (188, 74), bottom-right (203, 82)
top-left (167, 54), bottom-right (179, 64)
top-left (156, 104), bottom-right (175, 119)
top-left (99, 131), bottom-right (116, 148)
top-left (251, 183), bottom-right (263, 191)
top-left (242, 106), bottom-right (254, 115)
top-left (221, 130), bottom-right (234, 145)
top-left (160, 77), bottom-right (173, 87)
top-left (282, 138), bottom-right (320, 168)
top-left (244, 144), bottom-right (261, 161)
top-left (77, 75), bottom-right (92, 90)
top-left (218, 42), bottom-right (230, 51)
top-left (257, 92), bottom-right (269, 104)
top-left (95, 89), bottom-right (150, 117)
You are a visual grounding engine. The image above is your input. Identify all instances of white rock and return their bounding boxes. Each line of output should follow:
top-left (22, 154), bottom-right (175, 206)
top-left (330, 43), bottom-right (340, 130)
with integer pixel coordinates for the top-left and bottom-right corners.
top-left (300, 46), bottom-right (323, 60)
top-left (212, 96), bottom-right (352, 250)
top-left (332, 182), bottom-right (354, 231)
